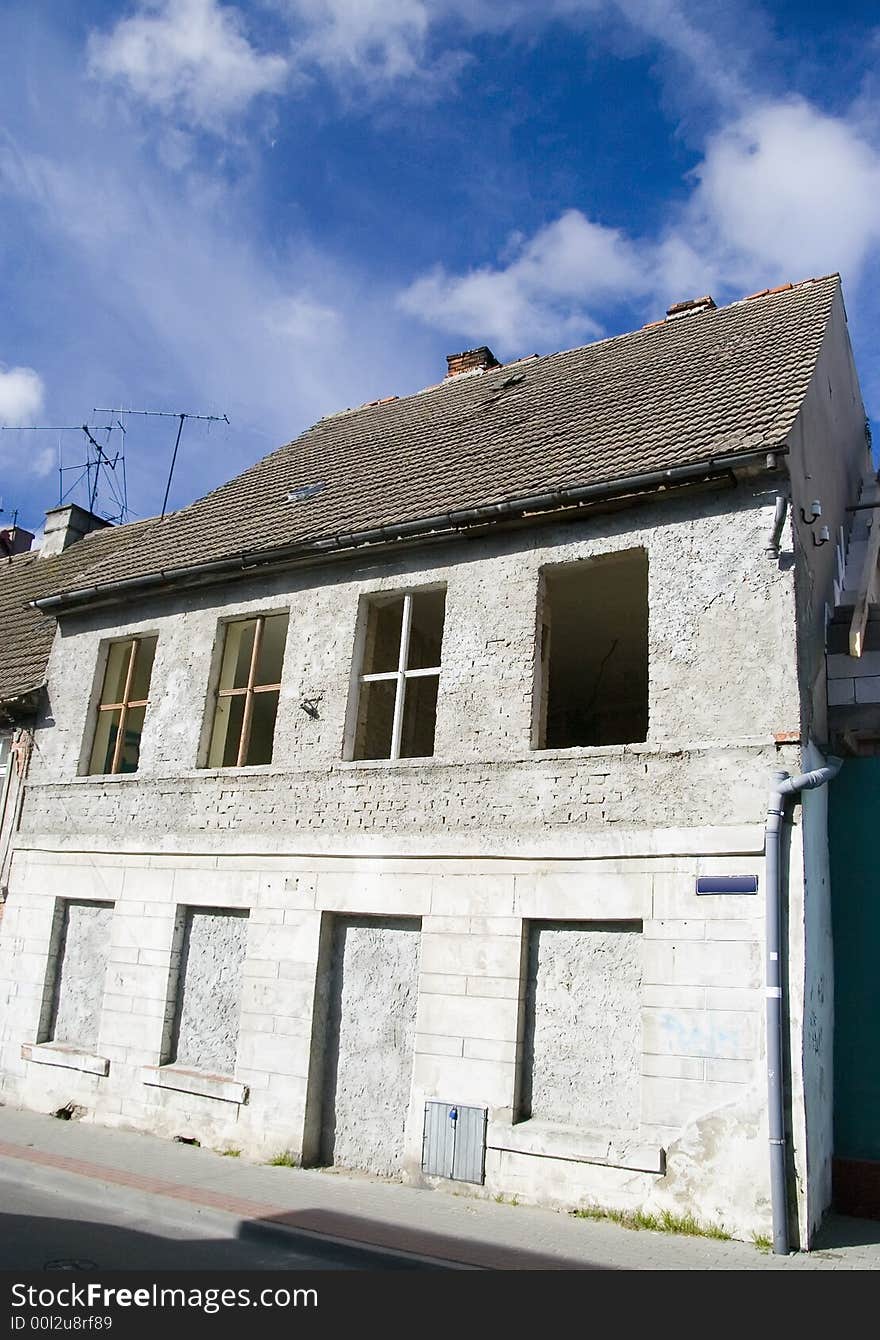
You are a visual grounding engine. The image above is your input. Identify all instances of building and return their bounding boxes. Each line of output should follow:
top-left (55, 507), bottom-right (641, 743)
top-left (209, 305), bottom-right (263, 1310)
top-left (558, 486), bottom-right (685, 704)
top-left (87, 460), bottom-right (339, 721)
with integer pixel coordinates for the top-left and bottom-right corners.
top-left (0, 273), bottom-right (871, 1248)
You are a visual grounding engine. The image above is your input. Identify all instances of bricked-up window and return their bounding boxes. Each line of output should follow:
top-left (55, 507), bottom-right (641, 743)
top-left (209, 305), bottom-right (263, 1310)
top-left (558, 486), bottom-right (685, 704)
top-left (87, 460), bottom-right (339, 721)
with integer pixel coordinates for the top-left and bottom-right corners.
top-left (352, 589), bottom-right (446, 760)
top-left (534, 550), bottom-right (648, 749)
top-left (169, 907), bottom-right (248, 1075)
top-left (41, 899), bottom-right (114, 1050)
top-left (207, 613), bottom-right (289, 767)
top-left (88, 636), bottom-right (158, 774)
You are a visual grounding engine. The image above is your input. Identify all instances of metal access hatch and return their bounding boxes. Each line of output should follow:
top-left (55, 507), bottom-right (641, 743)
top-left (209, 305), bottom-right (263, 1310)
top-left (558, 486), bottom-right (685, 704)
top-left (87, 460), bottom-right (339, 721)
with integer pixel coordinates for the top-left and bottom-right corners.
top-left (422, 1101), bottom-right (487, 1184)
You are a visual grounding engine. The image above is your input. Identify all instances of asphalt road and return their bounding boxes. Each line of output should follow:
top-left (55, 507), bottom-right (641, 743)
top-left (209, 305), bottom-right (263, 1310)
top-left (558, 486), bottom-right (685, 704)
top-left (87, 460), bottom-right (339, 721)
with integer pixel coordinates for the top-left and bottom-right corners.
top-left (0, 1171), bottom-right (435, 1271)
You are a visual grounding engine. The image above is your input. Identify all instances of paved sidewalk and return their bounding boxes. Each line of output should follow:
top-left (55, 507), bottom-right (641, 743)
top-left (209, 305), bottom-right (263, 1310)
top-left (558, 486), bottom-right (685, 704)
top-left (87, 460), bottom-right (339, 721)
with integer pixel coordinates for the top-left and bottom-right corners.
top-left (0, 1104), bottom-right (877, 1270)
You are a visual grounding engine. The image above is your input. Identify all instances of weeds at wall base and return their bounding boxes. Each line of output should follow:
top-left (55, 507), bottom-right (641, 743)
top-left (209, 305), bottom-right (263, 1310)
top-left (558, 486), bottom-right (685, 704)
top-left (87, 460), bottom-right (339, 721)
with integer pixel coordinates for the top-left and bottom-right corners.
top-left (571, 1204), bottom-right (732, 1241)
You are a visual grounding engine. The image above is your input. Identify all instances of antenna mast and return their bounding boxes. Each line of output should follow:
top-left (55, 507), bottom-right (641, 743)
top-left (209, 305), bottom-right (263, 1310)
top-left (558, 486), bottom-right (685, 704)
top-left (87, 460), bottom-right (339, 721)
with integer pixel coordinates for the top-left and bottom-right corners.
top-left (94, 408), bottom-right (229, 518)
top-left (0, 422), bottom-right (130, 523)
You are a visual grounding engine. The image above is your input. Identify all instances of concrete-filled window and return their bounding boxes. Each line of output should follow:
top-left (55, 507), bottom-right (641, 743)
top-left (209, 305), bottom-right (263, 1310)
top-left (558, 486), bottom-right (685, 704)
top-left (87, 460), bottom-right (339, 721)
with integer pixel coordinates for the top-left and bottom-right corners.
top-left (41, 900), bottom-right (114, 1051)
top-left (534, 550), bottom-right (648, 749)
top-left (88, 635), bottom-right (158, 774)
top-left (167, 907), bottom-right (248, 1076)
top-left (519, 920), bottom-right (642, 1131)
top-left (206, 612), bottom-right (288, 767)
top-left (350, 588), bottom-right (445, 760)
top-left (307, 915), bottom-right (421, 1175)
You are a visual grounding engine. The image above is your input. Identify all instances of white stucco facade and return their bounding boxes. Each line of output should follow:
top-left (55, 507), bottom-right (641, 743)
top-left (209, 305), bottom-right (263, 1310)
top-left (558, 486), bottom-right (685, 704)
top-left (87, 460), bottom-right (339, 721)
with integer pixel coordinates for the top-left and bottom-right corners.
top-left (0, 291), bottom-right (870, 1246)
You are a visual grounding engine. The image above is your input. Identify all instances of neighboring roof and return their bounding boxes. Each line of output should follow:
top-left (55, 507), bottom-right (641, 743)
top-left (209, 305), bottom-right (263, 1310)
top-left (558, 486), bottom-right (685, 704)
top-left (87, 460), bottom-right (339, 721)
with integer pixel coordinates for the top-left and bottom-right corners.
top-left (0, 521), bottom-right (153, 707)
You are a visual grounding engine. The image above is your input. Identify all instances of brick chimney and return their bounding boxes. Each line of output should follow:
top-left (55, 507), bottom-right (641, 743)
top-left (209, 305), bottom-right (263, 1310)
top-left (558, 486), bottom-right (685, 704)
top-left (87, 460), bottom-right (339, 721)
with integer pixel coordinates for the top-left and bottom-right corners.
top-left (41, 503), bottom-right (110, 557)
top-left (445, 346), bottom-right (500, 378)
top-left (665, 296), bottom-right (717, 321)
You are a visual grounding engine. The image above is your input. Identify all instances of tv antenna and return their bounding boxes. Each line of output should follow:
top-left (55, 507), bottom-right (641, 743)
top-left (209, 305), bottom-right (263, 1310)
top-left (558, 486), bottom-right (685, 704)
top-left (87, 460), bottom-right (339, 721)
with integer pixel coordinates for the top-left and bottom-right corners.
top-left (94, 408), bottom-right (229, 518)
top-left (0, 421), bottom-right (131, 524)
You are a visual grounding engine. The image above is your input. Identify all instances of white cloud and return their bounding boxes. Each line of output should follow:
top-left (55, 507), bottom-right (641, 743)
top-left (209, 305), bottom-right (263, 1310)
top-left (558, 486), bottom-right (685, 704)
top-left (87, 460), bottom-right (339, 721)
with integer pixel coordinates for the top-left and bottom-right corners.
top-left (400, 210), bottom-right (649, 351)
top-left (83, 0), bottom-right (762, 126)
top-left (0, 365), bottom-right (44, 426)
top-left (401, 95), bottom-right (880, 350)
top-left (89, 0), bottom-right (288, 128)
top-left (265, 295), bottom-right (340, 340)
top-left (610, 0), bottom-right (748, 106)
top-left (274, 0), bottom-right (750, 102)
top-left (685, 99), bottom-right (880, 284)
top-left (285, 0), bottom-right (430, 81)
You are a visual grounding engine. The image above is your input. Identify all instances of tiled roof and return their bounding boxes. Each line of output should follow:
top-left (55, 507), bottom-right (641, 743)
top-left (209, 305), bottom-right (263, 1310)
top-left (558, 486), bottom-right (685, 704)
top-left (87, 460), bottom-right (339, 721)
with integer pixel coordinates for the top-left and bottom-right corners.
top-left (0, 273), bottom-right (841, 702)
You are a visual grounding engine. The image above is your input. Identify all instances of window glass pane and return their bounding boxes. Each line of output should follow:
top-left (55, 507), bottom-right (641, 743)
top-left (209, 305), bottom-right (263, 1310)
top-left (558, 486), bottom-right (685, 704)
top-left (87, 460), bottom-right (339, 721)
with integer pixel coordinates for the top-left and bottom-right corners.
top-left (208, 694), bottom-right (245, 768)
top-left (254, 613), bottom-right (288, 687)
top-left (218, 620), bottom-right (257, 691)
top-left (0, 734), bottom-right (10, 773)
top-left (362, 598), bottom-right (404, 674)
top-left (400, 674), bottom-right (439, 758)
top-left (245, 689), bottom-right (280, 765)
top-left (129, 636), bottom-right (158, 702)
top-left (117, 704), bottom-right (147, 773)
top-left (89, 708), bottom-right (121, 774)
top-left (407, 589), bottom-right (446, 669)
top-left (101, 640), bottom-right (132, 706)
top-left (353, 679), bottom-right (397, 759)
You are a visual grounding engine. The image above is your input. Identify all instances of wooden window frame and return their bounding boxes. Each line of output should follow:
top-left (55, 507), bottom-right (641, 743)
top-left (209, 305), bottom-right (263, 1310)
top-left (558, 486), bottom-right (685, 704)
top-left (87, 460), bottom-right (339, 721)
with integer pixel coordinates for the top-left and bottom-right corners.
top-left (93, 637), bottom-right (154, 776)
top-left (214, 615), bottom-right (284, 768)
top-left (357, 591), bottom-right (442, 761)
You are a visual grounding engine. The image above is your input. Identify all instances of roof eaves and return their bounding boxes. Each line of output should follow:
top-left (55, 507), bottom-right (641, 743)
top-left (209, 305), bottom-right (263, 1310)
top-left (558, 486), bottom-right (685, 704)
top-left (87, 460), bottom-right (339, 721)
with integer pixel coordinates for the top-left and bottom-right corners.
top-left (32, 443), bottom-right (787, 616)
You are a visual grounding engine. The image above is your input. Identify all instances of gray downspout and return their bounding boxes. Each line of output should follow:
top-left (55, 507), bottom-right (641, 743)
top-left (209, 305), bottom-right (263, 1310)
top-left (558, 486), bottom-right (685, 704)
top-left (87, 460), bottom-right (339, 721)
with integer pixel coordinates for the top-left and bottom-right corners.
top-left (765, 754), bottom-right (843, 1254)
top-left (766, 495), bottom-right (789, 558)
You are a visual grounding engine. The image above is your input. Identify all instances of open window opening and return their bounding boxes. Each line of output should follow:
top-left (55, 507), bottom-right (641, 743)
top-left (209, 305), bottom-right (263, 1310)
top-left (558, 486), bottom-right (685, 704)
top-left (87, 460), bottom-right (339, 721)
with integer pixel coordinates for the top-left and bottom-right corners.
top-left (351, 588), bottom-right (445, 761)
top-left (534, 549), bottom-right (648, 749)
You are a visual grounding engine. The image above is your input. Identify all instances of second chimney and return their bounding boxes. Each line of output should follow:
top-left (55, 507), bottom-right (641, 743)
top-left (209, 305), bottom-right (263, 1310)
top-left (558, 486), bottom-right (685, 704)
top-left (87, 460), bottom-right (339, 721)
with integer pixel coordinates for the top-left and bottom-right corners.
top-left (445, 346), bottom-right (500, 378)
top-left (665, 296), bottom-right (717, 321)
top-left (0, 526), bottom-right (35, 558)
top-left (41, 504), bottom-right (110, 557)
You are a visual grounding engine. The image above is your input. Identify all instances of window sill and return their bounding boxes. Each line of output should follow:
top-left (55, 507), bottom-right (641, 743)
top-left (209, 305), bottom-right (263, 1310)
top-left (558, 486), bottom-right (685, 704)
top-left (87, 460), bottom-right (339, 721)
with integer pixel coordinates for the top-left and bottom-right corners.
top-left (194, 765), bottom-right (278, 778)
top-left (487, 1118), bottom-right (664, 1174)
top-left (21, 1042), bottom-right (110, 1077)
top-left (335, 756), bottom-right (439, 770)
top-left (141, 1065), bottom-right (248, 1105)
top-left (528, 742), bottom-right (644, 760)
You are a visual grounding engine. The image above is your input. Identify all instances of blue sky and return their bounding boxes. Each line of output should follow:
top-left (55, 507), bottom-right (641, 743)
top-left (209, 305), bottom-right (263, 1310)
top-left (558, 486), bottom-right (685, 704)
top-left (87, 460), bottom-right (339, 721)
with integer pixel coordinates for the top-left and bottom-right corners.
top-left (2, 0), bottom-right (879, 533)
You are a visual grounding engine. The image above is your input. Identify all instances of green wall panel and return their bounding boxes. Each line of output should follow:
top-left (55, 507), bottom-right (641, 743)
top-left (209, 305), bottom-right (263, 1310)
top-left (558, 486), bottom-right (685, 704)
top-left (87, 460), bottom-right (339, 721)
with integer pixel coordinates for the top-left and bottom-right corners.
top-left (831, 758), bottom-right (880, 1160)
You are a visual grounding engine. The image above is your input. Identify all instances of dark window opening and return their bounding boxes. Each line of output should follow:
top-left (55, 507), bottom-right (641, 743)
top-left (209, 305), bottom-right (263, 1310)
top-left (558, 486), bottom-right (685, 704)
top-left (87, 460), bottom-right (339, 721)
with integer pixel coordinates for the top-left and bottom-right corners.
top-left (535, 550), bottom-right (648, 749)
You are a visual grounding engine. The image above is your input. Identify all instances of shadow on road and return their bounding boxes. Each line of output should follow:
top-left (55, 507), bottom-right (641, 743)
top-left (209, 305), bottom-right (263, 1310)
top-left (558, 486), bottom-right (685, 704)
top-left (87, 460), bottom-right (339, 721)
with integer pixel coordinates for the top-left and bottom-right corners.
top-left (0, 1207), bottom-right (619, 1271)
top-left (241, 1208), bottom-right (620, 1270)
